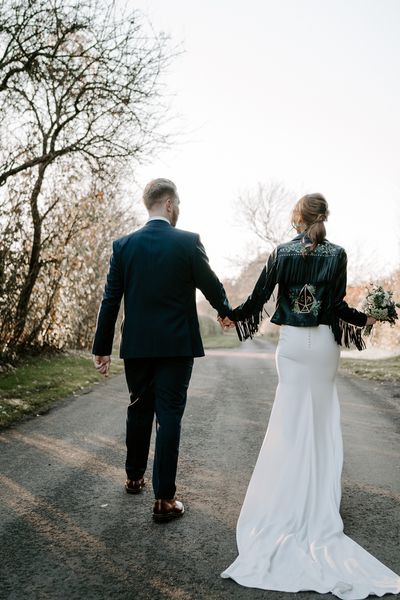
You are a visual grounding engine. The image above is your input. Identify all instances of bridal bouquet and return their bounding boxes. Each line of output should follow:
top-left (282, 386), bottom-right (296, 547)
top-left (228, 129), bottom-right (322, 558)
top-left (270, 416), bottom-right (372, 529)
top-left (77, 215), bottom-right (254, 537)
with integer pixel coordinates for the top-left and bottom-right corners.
top-left (361, 285), bottom-right (400, 335)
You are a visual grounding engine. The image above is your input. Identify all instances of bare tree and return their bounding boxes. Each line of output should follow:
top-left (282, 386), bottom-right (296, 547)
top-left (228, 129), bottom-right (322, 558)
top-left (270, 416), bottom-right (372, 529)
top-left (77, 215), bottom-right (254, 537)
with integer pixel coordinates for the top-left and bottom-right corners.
top-left (0, 1), bottom-right (173, 183)
top-left (237, 181), bottom-right (296, 252)
top-left (0, 0), bottom-right (174, 353)
top-left (0, 0), bottom-right (87, 92)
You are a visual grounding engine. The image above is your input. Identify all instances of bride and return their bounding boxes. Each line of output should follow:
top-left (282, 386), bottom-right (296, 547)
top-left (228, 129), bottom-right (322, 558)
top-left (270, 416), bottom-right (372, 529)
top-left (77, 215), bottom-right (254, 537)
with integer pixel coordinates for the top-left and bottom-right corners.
top-left (220, 194), bottom-right (400, 599)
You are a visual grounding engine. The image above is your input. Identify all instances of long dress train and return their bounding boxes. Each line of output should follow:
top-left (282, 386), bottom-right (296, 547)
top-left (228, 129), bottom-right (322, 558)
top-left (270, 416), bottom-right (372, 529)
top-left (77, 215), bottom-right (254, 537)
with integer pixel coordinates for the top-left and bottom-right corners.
top-left (221, 325), bottom-right (400, 600)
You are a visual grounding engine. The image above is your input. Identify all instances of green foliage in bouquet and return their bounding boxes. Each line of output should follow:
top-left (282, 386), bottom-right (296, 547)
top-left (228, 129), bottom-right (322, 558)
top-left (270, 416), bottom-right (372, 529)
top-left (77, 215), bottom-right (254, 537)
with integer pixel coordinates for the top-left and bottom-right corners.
top-left (361, 285), bottom-right (400, 335)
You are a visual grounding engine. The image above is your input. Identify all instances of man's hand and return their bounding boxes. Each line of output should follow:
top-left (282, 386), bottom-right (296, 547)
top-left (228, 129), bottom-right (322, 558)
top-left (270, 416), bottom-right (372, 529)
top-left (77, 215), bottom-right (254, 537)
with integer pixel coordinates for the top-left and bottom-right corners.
top-left (217, 316), bottom-right (235, 331)
top-left (366, 316), bottom-right (377, 326)
top-left (93, 355), bottom-right (111, 377)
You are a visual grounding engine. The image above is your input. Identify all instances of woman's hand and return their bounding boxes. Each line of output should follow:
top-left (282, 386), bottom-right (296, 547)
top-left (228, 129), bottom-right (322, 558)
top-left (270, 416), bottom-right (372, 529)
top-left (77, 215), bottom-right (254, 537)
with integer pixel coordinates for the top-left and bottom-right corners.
top-left (366, 316), bottom-right (377, 326)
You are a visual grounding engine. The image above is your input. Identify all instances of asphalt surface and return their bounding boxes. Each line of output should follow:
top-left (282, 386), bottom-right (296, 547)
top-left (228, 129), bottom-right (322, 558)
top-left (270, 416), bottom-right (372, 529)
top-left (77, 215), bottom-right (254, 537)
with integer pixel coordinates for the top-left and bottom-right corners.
top-left (0, 339), bottom-right (399, 600)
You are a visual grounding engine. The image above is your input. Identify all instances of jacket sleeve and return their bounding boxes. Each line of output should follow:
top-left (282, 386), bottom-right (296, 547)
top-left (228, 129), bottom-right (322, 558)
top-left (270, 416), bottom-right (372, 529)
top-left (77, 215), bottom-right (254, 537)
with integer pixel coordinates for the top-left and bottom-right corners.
top-left (91, 241), bottom-right (124, 356)
top-left (333, 249), bottom-right (368, 327)
top-left (191, 235), bottom-right (231, 318)
top-left (229, 248), bottom-right (278, 340)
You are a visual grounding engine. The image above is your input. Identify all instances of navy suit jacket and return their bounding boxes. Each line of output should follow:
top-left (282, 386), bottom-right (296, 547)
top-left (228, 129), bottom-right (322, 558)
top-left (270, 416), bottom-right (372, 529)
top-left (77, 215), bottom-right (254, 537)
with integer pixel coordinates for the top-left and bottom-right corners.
top-left (92, 219), bottom-right (231, 358)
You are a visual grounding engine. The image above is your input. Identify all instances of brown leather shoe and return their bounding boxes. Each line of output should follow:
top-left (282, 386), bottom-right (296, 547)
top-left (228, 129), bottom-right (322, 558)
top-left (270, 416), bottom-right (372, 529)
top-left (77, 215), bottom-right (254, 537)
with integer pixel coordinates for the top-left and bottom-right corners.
top-left (152, 498), bottom-right (185, 522)
top-left (125, 478), bottom-right (145, 494)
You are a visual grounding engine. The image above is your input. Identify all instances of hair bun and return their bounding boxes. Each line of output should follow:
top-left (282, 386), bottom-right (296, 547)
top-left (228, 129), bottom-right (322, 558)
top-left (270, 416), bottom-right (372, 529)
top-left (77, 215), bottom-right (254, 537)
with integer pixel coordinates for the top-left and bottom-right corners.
top-left (291, 193), bottom-right (329, 253)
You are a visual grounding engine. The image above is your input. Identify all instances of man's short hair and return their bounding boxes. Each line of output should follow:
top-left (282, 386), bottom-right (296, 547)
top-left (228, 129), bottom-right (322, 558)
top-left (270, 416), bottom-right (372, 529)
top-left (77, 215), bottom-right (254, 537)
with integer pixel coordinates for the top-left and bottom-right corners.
top-left (143, 178), bottom-right (177, 210)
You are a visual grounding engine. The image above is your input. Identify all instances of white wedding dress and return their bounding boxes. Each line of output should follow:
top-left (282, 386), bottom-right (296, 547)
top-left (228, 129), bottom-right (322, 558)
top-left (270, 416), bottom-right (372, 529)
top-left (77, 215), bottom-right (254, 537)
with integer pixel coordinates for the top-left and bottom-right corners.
top-left (221, 325), bottom-right (400, 599)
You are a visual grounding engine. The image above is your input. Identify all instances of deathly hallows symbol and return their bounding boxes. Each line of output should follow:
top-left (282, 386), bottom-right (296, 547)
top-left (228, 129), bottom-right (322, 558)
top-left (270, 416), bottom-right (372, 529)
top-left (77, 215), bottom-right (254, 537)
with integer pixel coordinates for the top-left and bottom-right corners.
top-left (296, 284), bottom-right (315, 313)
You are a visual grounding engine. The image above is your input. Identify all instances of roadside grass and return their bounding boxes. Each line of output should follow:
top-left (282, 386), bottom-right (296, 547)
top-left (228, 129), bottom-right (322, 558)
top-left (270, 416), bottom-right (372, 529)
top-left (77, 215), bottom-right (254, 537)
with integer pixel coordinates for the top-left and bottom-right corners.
top-left (202, 332), bottom-right (240, 349)
top-left (339, 355), bottom-right (400, 382)
top-left (0, 352), bottom-right (124, 429)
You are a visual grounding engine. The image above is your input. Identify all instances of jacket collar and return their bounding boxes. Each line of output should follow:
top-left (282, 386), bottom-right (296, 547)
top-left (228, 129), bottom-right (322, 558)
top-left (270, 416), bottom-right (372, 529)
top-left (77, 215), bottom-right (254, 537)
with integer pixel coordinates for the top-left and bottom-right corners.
top-left (291, 232), bottom-right (329, 245)
top-left (292, 231), bottom-right (310, 242)
top-left (144, 219), bottom-right (172, 228)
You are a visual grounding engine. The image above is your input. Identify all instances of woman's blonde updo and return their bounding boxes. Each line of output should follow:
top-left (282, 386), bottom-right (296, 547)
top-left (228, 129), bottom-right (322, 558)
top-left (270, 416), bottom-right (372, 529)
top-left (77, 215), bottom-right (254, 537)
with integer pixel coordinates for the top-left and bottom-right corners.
top-left (291, 193), bottom-right (329, 253)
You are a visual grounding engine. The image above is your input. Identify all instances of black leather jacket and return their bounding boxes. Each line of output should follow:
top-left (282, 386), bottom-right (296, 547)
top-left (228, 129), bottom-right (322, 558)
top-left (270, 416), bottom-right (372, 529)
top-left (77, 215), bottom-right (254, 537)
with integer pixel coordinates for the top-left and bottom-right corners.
top-left (229, 233), bottom-right (368, 350)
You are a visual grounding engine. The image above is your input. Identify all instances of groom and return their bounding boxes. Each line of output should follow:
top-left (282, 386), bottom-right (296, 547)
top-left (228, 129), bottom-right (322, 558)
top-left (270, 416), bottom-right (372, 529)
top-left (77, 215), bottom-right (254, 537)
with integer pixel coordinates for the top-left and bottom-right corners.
top-left (92, 178), bottom-right (232, 521)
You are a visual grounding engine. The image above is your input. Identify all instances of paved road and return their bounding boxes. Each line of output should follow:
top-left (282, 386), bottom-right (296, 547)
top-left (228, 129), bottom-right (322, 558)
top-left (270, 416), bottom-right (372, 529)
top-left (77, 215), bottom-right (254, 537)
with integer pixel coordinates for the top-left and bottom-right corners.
top-left (0, 340), bottom-right (399, 600)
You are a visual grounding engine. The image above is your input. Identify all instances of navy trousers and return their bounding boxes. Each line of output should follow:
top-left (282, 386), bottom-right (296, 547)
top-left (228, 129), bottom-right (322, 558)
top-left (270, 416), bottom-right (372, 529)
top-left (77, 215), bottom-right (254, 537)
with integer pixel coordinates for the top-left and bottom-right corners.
top-left (124, 357), bottom-right (194, 499)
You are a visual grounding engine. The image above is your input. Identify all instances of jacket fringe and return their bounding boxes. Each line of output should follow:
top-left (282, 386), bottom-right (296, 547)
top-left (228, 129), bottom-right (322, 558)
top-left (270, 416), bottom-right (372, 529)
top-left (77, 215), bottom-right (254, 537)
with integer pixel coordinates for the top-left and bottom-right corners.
top-left (331, 318), bottom-right (366, 351)
top-left (236, 313), bottom-right (366, 351)
top-left (276, 254), bottom-right (337, 285)
top-left (235, 307), bottom-right (269, 341)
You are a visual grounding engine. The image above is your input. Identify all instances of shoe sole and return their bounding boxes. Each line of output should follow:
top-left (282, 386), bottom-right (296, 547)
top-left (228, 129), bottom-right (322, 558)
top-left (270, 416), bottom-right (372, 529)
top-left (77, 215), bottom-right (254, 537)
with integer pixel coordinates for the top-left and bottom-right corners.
top-left (125, 483), bottom-right (145, 495)
top-left (152, 507), bottom-right (185, 522)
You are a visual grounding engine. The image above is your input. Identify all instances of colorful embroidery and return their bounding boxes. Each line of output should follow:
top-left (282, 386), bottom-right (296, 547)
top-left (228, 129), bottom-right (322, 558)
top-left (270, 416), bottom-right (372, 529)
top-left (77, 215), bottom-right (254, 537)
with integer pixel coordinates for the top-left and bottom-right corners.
top-left (290, 284), bottom-right (321, 316)
top-left (279, 241), bottom-right (339, 257)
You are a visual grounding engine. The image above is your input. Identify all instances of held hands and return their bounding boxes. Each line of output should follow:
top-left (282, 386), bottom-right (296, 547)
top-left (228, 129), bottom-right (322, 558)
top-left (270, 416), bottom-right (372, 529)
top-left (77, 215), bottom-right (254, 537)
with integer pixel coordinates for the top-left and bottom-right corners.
top-left (93, 355), bottom-right (111, 377)
top-left (218, 316), bottom-right (236, 331)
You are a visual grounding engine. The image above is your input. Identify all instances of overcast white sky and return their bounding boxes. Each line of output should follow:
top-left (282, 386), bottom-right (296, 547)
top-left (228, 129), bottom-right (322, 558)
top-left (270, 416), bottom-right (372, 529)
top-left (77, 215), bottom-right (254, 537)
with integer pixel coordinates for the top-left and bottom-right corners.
top-left (129, 0), bottom-right (400, 282)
